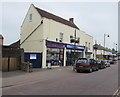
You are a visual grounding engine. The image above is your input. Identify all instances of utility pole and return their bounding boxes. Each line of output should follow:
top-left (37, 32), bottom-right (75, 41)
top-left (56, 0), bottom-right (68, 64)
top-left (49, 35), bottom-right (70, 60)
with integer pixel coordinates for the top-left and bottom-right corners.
top-left (70, 29), bottom-right (79, 65)
top-left (74, 29), bottom-right (76, 64)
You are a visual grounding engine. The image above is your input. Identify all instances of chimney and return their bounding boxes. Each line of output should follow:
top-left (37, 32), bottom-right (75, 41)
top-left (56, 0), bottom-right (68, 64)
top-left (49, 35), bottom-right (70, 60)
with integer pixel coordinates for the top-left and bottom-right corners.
top-left (0, 34), bottom-right (4, 45)
top-left (69, 18), bottom-right (74, 23)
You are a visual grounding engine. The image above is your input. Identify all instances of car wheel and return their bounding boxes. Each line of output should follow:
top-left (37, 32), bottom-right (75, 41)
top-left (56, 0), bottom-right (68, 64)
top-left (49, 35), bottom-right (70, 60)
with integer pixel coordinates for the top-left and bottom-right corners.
top-left (77, 70), bottom-right (80, 73)
top-left (96, 67), bottom-right (99, 71)
top-left (89, 68), bottom-right (92, 73)
top-left (105, 66), bottom-right (107, 68)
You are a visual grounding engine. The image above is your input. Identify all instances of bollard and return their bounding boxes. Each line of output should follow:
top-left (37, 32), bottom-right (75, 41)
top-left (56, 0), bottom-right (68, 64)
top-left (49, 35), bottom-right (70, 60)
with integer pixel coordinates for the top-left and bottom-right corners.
top-left (29, 63), bottom-right (33, 72)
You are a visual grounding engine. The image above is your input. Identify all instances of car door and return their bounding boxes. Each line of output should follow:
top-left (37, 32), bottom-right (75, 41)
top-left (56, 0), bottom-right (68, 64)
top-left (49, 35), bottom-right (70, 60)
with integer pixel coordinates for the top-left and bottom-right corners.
top-left (89, 59), bottom-right (93, 69)
top-left (91, 59), bottom-right (96, 70)
top-left (94, 60), bottom-right (98, 69)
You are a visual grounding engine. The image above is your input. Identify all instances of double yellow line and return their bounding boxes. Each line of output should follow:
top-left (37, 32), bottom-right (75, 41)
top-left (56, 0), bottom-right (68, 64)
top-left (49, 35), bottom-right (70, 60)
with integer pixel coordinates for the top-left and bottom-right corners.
top-left (112, 87), bottom-right (120, 97)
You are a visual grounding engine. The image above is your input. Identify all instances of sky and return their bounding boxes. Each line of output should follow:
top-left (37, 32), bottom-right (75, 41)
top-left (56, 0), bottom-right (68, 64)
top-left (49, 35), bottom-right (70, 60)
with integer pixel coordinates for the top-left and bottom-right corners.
top-left (0, 1), bottom-right (118, 50)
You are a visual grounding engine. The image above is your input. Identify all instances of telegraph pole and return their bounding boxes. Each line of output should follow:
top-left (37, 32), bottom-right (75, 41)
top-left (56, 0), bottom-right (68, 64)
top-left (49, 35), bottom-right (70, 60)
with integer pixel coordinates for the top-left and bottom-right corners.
top-left (74, 29), bottom-right (76, 64)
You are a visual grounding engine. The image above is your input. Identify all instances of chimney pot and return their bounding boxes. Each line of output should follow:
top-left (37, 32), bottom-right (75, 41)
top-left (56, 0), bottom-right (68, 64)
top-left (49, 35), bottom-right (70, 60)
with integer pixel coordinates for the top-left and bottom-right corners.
top-left (69, 18), bottom-right (74, 23)
top-left (0, 34), bottom-right (4, 45)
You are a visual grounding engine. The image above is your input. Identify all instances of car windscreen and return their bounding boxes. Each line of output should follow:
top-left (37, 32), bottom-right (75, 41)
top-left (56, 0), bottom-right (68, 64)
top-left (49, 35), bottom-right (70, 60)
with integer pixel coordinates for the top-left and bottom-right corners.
top-left (97, 60), bottom-right (101, 62)
top-left (77, 59), bottom-right (88, 63)
top-left (103, 60), bottom-right (107, 62)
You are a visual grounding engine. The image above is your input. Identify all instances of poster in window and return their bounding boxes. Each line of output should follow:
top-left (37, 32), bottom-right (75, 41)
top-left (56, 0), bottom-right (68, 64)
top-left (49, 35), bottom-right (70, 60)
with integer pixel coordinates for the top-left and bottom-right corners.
top-left (30, 54), bottom-right (37, 59)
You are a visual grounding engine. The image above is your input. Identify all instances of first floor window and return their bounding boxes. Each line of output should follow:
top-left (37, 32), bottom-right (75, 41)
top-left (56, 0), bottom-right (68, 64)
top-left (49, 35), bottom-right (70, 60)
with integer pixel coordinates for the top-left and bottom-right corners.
top-left (29, 14), bottom-right (32, 21)
top-left (59, 33), bottom-right (63, 42)
top-left (89, 43), bottom-right (90, 50)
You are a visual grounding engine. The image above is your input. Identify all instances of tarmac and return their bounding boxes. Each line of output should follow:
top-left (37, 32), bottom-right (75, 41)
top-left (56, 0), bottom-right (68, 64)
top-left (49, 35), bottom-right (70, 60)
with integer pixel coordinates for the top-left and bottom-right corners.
top-left (2, 64), bottom-right (118, 95)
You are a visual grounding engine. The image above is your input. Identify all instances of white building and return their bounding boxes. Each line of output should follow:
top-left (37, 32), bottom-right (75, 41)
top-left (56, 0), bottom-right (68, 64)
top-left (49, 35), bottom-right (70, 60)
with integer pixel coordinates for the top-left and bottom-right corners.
top-left (93, 44), bottom-right (112, 60)
top-left (20, 4), bottom-right (93, 68)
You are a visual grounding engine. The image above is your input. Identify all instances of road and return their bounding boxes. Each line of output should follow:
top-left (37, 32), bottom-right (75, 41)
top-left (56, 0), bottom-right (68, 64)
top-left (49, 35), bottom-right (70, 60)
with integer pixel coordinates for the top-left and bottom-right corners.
top-left (2, 63), bottom-right (118, 95)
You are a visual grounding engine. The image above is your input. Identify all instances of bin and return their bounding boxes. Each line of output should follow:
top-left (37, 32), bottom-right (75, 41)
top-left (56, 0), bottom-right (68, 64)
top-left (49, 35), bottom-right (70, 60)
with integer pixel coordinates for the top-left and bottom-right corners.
top-left (47, 62), bottom-right (51, 69)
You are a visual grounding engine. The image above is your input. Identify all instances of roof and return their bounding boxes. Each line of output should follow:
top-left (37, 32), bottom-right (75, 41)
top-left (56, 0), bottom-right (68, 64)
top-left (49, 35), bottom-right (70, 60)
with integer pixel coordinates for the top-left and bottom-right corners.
top-left (93, 44), bottom-right (112, 52)
top-left (35, 6), bottom-right (79, 30)
top-left (9, 40), bottom-right (20, 48)
top-left (93, 44), bottom-right (105, 50)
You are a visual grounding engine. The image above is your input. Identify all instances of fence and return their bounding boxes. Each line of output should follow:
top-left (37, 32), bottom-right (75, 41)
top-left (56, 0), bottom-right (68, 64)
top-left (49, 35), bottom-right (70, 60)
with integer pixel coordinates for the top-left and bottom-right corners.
top-left (2, 57), bottom-right (17, 72)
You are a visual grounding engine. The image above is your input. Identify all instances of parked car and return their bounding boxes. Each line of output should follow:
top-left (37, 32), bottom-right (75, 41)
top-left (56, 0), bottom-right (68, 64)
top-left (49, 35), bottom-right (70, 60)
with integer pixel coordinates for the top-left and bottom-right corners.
top-left (102, 60), bottom-right (110, 67)
top-left (73, 58), bottom-right (99, 73)
top-left (110, 60), bottom-right (114, 64)
top-left (96, 60), bottom-right (106, 69)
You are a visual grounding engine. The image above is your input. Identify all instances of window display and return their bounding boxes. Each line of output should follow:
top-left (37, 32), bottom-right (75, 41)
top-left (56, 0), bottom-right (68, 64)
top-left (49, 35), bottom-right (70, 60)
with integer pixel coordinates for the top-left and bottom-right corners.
top-left (46, 48), bottom-right (64, 66)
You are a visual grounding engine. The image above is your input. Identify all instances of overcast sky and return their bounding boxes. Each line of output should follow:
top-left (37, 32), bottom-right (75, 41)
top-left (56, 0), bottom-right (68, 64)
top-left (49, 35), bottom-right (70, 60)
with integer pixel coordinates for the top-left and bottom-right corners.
top-left (1, 2), bottom-right (118, 49)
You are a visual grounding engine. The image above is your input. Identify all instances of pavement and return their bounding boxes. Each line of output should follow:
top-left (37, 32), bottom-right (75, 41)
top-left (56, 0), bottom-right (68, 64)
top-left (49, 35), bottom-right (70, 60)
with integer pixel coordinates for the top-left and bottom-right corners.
top-left (2, 66), bottom-right (66, 87)
top-left (2, 63), bottom-right (119, 95)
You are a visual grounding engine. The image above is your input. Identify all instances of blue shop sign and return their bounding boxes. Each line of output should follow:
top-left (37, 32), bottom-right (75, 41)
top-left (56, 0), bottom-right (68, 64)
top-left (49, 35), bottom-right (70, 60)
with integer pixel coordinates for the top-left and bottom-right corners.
top-left (66, 45), bottom-right (74, 49)
top-left (66, 45), bottom-right (85, 50)
top-left (76, 45), bottom-right (85, 50)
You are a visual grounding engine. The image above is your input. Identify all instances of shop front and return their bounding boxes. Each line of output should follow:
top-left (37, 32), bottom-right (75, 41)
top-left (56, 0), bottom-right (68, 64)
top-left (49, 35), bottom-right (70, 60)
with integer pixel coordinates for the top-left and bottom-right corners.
top-left (46, 40), bottom-right (65, 67)
top-left (46, 41), bottom-right (85, 67)
top-left (66, 44), bottom-right (85, 66)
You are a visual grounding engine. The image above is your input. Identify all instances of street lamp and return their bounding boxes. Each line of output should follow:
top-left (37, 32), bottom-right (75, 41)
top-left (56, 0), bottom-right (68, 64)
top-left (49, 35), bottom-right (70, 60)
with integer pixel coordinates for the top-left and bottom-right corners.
top-left (115, 43), bottom-right (118, 53)
top-left (113, 43), bottom-right (117, 53)
top-left (104, 34), bottom-right (110, 48)
top-left (103, 34), bottom-right (109, 56)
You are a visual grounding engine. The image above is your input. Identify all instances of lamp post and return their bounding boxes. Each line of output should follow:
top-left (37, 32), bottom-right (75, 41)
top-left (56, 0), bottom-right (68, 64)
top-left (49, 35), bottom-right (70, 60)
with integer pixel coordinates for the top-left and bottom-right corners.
top-left (115, 43), bottom-right (117, 53)
top-left (74, 29), bottom-right (77, 64)
top-left (104, 34), bottom-right (109, 55)
top-left (104, 34), bottom-right (109, 48)
top-left (113, 43), bottom-right (117, 53)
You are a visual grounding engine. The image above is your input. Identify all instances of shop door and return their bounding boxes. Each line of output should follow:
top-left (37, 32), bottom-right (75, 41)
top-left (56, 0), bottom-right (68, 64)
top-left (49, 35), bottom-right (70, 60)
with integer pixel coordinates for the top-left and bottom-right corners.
top-left (66, 52), bottom-right (73, 66)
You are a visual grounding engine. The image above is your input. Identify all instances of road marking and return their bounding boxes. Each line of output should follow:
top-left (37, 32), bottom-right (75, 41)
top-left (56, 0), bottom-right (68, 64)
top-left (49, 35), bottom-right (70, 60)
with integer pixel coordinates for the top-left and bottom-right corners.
top-left (112, 87), bottom-right (120, 97)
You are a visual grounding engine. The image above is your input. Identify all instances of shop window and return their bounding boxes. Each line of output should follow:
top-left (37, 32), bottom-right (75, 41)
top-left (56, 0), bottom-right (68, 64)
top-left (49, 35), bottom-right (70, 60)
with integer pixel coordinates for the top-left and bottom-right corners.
top-left (46, 48), bottom-right (64, 66)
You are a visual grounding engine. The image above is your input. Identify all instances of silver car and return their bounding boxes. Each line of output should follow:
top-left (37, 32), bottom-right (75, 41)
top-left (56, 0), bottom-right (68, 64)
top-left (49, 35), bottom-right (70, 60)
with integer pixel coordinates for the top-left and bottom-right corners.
top-left (103, 60), bottom-right (110, 67)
